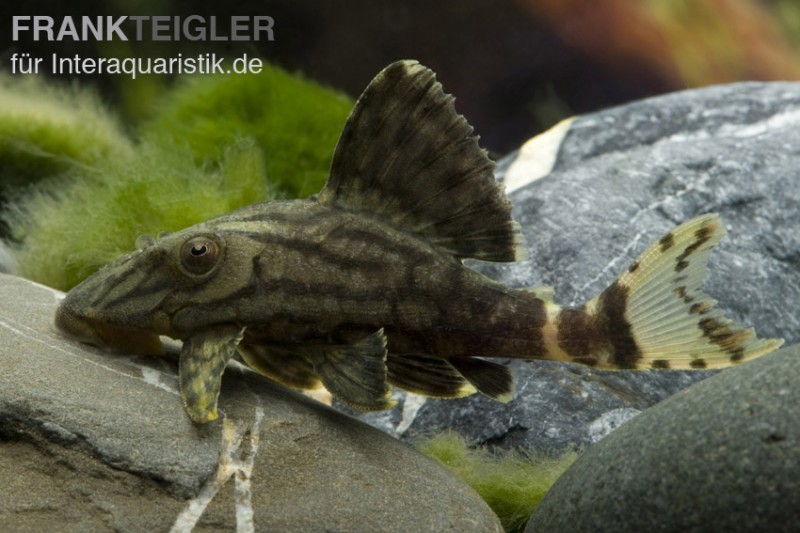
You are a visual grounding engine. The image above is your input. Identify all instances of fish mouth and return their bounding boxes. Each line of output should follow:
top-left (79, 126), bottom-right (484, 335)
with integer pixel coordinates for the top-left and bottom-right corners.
top-left (55, 304), bottom-right (165, 356)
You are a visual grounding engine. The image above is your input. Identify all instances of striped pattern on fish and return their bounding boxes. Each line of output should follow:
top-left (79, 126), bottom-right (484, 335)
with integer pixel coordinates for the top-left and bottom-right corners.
top-left (55, 60), bottom-right (783, 424)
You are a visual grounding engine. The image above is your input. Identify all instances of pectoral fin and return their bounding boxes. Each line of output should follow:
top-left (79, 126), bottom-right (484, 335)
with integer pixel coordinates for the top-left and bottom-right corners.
top-left (311, 329), bottom-right (394, 411)
top-left (179, 325), bottom-right (244, 424)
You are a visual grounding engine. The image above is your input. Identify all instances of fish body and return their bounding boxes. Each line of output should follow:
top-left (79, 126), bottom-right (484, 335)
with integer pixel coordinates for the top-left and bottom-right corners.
top-left (56, 61), bottom-right (783, 423)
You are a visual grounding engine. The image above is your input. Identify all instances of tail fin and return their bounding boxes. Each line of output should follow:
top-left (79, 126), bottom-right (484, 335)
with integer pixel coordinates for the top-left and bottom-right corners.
top-left (585, 214), bottom-right (782, 370)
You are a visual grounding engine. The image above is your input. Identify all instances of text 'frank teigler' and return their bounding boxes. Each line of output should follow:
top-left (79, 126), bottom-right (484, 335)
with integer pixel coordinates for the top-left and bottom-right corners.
top-left (12, 16), bottom-right (275, 42)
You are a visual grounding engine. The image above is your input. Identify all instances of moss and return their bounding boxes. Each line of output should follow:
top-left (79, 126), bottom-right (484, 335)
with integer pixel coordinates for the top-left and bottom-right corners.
top-left (415, 432), bottom-right (578, 533)
top-left (3, 60), bottom-right (355, 290)
top-left (141, 64), bottom-right (354, 199)
top-left (0, 75), bottom-right (133, 190)
top-left (6, 138), bottom-right (268, 291)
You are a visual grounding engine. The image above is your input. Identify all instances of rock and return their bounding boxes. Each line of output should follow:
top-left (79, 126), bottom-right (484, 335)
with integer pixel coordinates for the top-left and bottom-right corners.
top-left (349, 81), bottom-right (800, 454)
top-left (0, 273), bottom-right (502, 532)
top-left (526, 342), bottom-right (800, 533)
top-left (347, 362), bottom-right (716, 455)
top-left (496, 80), bottom-right (800, 341)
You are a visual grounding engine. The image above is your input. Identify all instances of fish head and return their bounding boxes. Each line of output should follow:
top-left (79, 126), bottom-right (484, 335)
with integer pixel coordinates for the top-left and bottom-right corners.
top-left (55, 224), bottom-right (263, 355)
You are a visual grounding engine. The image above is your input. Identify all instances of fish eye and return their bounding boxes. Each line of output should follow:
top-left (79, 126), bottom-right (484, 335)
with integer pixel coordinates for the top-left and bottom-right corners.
top-left (179, 235), bottom-right (223, 276)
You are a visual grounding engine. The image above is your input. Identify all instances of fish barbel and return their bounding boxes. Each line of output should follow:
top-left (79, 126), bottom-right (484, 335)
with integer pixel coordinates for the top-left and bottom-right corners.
top-left (55, 60), bottom-right (783, 423)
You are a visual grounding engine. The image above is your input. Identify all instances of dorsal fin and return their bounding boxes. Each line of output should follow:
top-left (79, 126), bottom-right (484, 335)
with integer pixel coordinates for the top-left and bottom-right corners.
top-left (318, 60), bottom-right (526, 262)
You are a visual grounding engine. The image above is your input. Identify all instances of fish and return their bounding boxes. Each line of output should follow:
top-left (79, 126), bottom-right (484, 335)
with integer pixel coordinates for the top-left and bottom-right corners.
top-left (55, 60), bottom-right (783, 424)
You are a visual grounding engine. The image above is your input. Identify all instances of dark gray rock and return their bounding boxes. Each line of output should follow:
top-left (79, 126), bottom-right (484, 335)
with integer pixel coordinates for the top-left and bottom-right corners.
top-left (350, 81), bottom-right (800, 454)
top-left (0, 273), bottom-right (502, 532)
top-left (526, 342), bottom-right (800, 533)
top-left (348, 362), bottom-right (716, 455)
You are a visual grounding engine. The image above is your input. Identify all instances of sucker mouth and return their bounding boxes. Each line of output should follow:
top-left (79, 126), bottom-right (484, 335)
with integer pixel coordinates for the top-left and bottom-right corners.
top-left (55, 304), bottom-right (165, 356)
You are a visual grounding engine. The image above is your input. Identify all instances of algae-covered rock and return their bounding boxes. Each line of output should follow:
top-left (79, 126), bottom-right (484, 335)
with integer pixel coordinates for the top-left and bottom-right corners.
top-left (526, 343), bottom-right (800, 533)
top-left (0, 273), bottom-right (502, 532)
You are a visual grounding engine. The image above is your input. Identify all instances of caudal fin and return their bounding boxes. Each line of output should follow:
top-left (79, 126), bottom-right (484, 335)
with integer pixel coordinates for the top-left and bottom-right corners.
top-left (586, 214), bottom-right (782, 370)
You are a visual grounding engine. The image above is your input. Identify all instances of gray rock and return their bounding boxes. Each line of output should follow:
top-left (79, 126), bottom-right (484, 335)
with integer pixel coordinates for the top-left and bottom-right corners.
top-left (526, 342), bottom-right (800, 533)
top-left (495, 81), bottom-right (800, 339)
top-left (551, 81), bottom-right (800, 170)
top-left (350, 81), bottom-right (800, 454)
top-left (0, 273), bottom-right (502, 532)
top-left (348, 362), bottom-right (716, 455)
top-left (435, 363), bottom-right (714, 453)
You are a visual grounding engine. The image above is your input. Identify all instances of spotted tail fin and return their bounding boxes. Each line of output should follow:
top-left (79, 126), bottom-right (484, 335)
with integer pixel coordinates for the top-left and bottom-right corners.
top-left (585, 214), bottom-right (782, 370)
